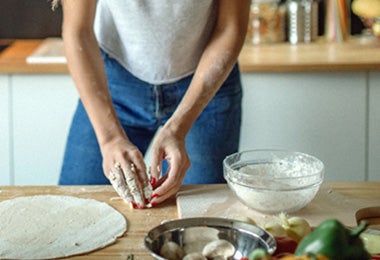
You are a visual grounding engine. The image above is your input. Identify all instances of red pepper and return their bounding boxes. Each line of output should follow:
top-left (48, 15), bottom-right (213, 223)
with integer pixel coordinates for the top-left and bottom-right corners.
top-left (372, 254), bottom-right (380, 260)
top-left (273, 236), bottom-right (298, 256)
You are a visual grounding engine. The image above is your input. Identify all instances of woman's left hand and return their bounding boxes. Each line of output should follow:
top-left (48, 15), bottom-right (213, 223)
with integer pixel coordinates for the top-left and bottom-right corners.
top-left (148, 125), bottom-right (190, 206)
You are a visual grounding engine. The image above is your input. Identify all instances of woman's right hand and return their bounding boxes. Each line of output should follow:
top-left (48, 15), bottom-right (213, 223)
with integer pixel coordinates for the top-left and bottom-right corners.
top-left (101, 137), bottom-right (153, 209)
top-left (61, 0), bottom-right (153, 209)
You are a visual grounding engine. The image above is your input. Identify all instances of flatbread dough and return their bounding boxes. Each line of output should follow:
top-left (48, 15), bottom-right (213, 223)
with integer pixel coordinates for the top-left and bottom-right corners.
top-left (0, 195), bottom-right (127, 259)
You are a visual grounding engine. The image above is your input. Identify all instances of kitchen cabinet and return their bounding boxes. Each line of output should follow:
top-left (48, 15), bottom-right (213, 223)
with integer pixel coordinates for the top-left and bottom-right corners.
top-left (12, 74), bottom-right (78, 185)
top-left (2, 72), bottom-right (378, 184)
top-left (0, 75), bottom-right (11, 185)
top-left (369, 71), bottom-right (380, 181)
top-left (240, 72), bottom-right (367, 182)
top-left (1, 40), bottom-right (379, 184)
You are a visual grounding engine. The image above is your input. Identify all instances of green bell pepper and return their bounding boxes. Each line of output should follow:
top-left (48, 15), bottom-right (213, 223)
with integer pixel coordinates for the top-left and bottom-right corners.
top-left (295, 219), bottom-right (371, 260)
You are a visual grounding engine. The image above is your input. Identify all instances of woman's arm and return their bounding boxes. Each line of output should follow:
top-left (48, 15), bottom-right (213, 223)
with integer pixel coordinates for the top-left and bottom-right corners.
top-left (150, 0), bottom-right (251, 203)
top-left (61, 0), bottom-right (150, 208)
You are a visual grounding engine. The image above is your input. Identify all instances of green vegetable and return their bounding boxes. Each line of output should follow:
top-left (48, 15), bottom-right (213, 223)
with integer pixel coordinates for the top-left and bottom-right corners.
top-left (249, 248), bottom-right (269, 260)
top-left (295, 219), bottom-right (371, 260)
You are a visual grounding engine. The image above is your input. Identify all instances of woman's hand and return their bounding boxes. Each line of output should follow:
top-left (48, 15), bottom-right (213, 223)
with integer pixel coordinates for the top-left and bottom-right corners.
top-left (101, 137), bottom-right (153, 209)
top-left (61, 0), bottom-right (153, 209)
top-left (147, 0), bottom-right (250, 206)
top-left (148, 126), bottom-right (191, 206)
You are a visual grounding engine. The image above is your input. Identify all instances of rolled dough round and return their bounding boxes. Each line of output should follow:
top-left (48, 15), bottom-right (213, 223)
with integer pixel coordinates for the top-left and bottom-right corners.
top-left (0, 195), bottom-right (127, 259)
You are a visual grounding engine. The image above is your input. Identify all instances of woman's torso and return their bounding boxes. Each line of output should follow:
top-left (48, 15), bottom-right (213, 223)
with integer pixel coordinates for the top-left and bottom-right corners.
top-left (94, 0), bottom-right (217, 85)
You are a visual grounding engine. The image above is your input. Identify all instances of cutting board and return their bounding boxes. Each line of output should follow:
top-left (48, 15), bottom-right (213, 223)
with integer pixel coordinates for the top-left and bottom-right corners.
top-left (176, 184), bottom-right (379, 227)
top-left (26, 38), bottom-right (66, 64)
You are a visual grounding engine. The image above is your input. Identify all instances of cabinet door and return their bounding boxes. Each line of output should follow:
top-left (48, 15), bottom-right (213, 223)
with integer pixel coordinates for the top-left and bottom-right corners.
top-left (369, 71), bottom-right (380, 181)
top-left (12, 75), bottom-right (78, 185)
top-left (0, 75), bottom-right (11, 185)
top-left (240, 72), bottom-right (367, 182)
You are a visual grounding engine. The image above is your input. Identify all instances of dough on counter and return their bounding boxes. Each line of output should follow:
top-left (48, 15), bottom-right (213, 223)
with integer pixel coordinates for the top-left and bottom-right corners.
top-left (0, 195), bottom-right (127, 259)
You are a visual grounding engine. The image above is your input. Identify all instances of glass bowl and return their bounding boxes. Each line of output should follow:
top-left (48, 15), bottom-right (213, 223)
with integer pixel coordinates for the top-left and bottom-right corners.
top-left (223, 149), bottom-right (324, 214)
top-left (144, 217), bottom-right (276, 260)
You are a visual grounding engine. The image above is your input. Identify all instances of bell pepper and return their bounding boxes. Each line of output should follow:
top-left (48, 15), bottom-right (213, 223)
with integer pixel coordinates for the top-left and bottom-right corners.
top-left (248, 249), bottom-right (329, 260)
top-left (273, 236), bottom-right (299, 256)
top-left (295, 219), bottom-right (371, 260)
top-left (279, 254), bottom-right (329, 260)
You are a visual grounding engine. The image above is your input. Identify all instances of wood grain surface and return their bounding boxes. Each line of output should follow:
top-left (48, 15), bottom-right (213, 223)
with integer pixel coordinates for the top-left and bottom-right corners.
top-left (0, 182), bottom-right (379, 258)
top-left (1, 38), bottom-right (379, 74)
top-left (0, 185), bottom-right (177, 259)
top-left (177, 182), bottom-right (380, 227)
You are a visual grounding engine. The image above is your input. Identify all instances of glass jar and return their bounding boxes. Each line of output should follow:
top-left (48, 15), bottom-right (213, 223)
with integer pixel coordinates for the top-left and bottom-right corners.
top-left (245, 0), bottom-right (286, 44)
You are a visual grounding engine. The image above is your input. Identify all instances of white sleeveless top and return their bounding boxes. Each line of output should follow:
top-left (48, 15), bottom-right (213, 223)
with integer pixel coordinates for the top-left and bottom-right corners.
top-left (94, 0), bottom-right (217, 84)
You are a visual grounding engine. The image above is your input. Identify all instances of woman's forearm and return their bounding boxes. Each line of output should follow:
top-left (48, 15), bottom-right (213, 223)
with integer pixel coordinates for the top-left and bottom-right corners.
top-left (64, 34), bottom-right (126, 145)
top-left (164, 0), bottom-right (250, 138)
top-left (62, 1), bottom-right (127, 147)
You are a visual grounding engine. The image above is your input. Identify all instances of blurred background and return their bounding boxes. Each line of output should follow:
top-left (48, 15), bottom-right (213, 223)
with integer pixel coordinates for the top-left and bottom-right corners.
top-left (0, 0), bottom-right (366, 39)
top-left (0, 0), bottom-right (62, 39)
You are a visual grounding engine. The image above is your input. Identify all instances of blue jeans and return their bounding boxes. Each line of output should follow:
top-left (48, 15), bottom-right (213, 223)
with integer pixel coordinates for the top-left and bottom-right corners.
top-left (59, 51), bottom-right (242, 185)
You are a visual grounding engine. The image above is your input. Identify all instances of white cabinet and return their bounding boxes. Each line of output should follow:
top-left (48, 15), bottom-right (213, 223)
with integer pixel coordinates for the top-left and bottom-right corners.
top-left (0, 75), bottom-right (11, 185)
top-left (368, 71), bottom-right (380, 181)
top-left (1, 70), bottom-right (378, 184)
top-left (12, 75), bottom-right (78, 185)
top-left (240, 72), bottom-right (367, 182)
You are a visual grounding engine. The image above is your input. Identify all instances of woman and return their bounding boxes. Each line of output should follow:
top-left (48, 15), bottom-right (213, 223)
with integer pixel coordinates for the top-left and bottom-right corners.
top-left (58, 0), bottom-right (250, 208)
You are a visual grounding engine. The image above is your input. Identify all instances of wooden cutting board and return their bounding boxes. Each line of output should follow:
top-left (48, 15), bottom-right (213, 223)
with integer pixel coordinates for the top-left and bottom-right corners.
top-left (176, 184), bottom-right (379, 227)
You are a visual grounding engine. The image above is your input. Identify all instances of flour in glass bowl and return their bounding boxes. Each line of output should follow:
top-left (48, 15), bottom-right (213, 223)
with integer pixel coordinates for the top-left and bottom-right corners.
top-left (226, 152), bottom-right (324, 214)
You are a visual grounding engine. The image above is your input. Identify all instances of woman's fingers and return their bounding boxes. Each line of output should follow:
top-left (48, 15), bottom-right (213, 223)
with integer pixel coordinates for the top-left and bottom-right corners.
top-left (132, 159), bottom-right (153, 204)
top-left (149, 150), bottom-right (163, 184)
top-left (121, 162), bottom-right (152, 209)
top-left (108, 162), bottom-right (134, 207)
top-left (143, 180), bottom-right (154, 204)
top-left (149, 153), bottom-right (189, 206)
top-left (108, 160), bottom-right (154, 209)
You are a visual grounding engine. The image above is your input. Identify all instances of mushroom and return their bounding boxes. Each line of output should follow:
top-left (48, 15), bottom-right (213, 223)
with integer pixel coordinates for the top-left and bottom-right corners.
top-left (159, 241), bottom-right (184, 260)
top-left (183, 252), bottom-right (208, 260)
top-left (183, 227), bottom-right (220, 243)
top-left (202, 239), bottom-right (235, 259)
top-left (183, 226), bottom-right (220, 254)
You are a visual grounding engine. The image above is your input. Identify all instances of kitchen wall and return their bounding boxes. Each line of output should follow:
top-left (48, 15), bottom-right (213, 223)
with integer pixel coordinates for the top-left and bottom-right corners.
top-left (0, 0), bottom-right (62, 39)
top-left (0, 0), bottom-right (364, 39)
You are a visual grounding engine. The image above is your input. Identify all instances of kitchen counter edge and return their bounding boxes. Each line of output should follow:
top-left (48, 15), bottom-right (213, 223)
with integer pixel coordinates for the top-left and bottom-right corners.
top-left (0, 38), bottom-right (379, 74)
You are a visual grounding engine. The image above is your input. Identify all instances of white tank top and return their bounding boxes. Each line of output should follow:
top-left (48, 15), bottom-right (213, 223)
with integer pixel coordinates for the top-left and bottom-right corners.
top-left (94, 0), bottom-right (217, 85)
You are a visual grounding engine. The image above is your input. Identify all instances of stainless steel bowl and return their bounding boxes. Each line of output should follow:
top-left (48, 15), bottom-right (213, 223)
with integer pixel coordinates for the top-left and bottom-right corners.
top-left (144, 217), bottom-right (276, 259)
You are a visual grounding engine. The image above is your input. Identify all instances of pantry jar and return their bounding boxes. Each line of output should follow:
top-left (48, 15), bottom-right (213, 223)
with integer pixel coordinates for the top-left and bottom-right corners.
top-left (245, 0), bottom-right (286, 44)
top-left (287, 0), bottom-right (319, 44)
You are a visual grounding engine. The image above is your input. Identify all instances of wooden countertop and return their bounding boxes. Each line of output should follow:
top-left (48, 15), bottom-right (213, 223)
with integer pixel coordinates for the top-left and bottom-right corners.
top-left (239, 37), bottom-right (380, 72)
top-left (0, 182), bottom-right (379, 259)
top-left (0, 40), bottom-right (68, 74)
top-left (0, 38), bottom-right (379, 74)
top-left (0, 185), bottom-right (176, 259)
